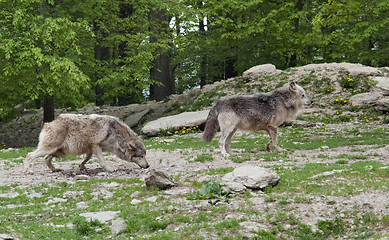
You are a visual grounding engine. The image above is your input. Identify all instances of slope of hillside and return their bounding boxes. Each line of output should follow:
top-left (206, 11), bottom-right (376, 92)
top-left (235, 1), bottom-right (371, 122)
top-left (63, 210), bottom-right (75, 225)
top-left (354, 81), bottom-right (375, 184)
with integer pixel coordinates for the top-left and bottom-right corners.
top-left (1, 62), bottom-right (388, 148)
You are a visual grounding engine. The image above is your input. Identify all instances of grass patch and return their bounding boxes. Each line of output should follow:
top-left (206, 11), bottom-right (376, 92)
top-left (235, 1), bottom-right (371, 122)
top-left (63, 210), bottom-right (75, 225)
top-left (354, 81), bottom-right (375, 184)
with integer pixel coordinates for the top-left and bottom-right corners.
top-left (194, 153), bottom-right (213, 162)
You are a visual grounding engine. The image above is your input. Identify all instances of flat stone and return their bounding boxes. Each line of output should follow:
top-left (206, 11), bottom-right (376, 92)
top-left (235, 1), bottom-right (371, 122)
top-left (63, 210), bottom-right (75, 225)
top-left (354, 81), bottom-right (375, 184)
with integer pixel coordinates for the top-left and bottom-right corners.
top-left (0, 192), bottom-right (19, 198)
top-left (79, 211), bottom-right (120, 224)
top-left (141, 110), bottom-right (209, 136)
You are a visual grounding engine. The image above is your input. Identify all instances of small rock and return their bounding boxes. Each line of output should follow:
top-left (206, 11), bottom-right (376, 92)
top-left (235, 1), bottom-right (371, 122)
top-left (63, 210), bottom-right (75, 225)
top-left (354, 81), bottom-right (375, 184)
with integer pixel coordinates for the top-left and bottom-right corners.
top-left (221, 165), bottom-right (280, 193)
top-left (74, 175), bottom-right (90, 181)
top-left (310, 170), bottom-right (344, 180)
top-left (76, 202), bottom-right (88, 210)
top-left (47, 198), bottom-right (67, 205)
top-left (131, 199), bottom-right (142, 205)
top-left (145, 169), bottom-right (177, 190)
top-left (130, 191), bottom-right (140, 198)
top-left (145, 196), bottom-right (158, 202)
top-left (110, 218), bottom-right (126, 236)
top-left (27, 192), bottom-right (43, 198)
top-left (0, 233), bottom-right (13, 240)
top-left (0, 192), bottom-right (19, 199)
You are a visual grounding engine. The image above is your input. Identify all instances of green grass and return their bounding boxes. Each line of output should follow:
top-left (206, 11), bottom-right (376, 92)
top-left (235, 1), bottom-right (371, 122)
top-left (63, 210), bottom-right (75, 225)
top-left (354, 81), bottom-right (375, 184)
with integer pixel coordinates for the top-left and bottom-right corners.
top-left (194, 153), bottom-right (214, 162)
top-left (0, 147), bottom-right (33, 159)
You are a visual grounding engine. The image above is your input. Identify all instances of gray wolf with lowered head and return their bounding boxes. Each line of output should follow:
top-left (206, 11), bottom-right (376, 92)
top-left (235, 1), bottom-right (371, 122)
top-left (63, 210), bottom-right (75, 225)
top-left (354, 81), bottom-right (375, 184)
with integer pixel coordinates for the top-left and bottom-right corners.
top-left (24, 114), bottom-right (149, 174)
top-left (203, 82), bottom-right (311, 157)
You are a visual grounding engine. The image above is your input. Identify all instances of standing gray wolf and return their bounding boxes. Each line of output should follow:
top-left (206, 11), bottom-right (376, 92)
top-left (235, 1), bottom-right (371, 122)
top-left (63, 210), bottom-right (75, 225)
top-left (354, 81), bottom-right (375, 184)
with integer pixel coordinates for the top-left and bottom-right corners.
top-left (24, 114), bottom-right (149, 174)
top-left (203, 82), bottom-right (311, 157)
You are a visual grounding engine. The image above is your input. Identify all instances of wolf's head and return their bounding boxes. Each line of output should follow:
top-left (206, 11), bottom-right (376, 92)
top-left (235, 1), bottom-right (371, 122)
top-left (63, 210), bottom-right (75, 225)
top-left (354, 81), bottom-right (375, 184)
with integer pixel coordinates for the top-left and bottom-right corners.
top-left (125, 136), bottom-right (149, 169)
top-left (289, 81), bottom-right (312, 106)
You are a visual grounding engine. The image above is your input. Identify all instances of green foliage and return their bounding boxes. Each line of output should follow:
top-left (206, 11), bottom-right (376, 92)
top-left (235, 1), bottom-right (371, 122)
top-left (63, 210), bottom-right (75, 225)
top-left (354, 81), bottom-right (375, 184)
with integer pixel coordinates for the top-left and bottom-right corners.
top-left (74, 217), bottom-right (104, 236)
top-left (1, 0), bottom-right (388, 120)
top-left (313, 0), bottom-right (388, 66)
top-left (0, 0), bottom-right (93, 117)
top-left (187, 179), bottom-right (230, 200)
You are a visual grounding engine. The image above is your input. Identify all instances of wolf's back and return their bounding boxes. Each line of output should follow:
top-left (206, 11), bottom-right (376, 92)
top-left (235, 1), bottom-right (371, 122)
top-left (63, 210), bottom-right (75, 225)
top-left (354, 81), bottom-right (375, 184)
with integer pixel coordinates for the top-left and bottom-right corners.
top-left (203, 103), bottom-right (220, 142)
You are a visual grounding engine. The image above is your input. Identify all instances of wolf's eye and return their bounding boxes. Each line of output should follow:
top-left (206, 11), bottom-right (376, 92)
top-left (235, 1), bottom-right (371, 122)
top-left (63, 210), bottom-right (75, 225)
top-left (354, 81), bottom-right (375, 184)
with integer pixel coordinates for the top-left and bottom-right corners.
top-left (302, 94), bottom-right (305, 97)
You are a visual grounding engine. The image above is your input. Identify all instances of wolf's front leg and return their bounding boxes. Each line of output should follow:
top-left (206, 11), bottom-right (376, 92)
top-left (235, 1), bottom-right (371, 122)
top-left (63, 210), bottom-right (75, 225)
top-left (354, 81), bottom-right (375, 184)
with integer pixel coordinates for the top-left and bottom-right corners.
top-left (92, 145), bottom-right (115, 172)
top-left (267, 126), bottom-right (285, 153)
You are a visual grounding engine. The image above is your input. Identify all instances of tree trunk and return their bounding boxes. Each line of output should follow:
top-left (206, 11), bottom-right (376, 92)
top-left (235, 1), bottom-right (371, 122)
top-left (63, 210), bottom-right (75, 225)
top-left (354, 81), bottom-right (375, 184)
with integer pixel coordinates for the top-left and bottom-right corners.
top-left (94, 23), bottom-right (110, 106)
top-left (149, 8), bottom-right (174, 101)
top-left (150, 51), bottom-right (174, 101)
top-left (289, 0), bottom-right (304, 67)
top-left (224, 57), bottom-right (237, 79)
top-left (198, 1), bottom-right (207, 88)
top-left (43, 95), bottom-right (55, 123)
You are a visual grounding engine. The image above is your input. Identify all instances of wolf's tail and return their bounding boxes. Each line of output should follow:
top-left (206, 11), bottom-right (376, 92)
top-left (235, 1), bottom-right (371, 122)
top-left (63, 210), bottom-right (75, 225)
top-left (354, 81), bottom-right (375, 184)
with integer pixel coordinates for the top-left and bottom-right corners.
top-left (203, 104), bottom-right (220, 143)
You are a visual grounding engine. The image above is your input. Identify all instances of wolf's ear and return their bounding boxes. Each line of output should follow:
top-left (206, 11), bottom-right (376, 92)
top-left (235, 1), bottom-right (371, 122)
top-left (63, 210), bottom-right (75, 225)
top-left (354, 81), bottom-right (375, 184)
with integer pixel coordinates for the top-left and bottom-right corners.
top-left (289, 81), bottom-right (298, 90)
top-left (128, 141), bottom-right (137, 150)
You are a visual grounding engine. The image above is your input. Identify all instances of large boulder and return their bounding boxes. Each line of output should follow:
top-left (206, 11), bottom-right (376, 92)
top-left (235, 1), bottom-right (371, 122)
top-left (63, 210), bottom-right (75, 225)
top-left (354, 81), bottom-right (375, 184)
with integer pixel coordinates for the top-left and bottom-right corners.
top-left (242, 64), bottom-right (281, 79)
top-left (349, 92), bottom-right (383, 107)
top-left (124, 108), bottom-right (150, 127)
top-left (371, 77), bottom-right (389, 95)
top-left (141, 110), bottom-right (209, 136)
top-left (221, 165), bottom-right (280, 193)
top-left (295, 62), bottom-right (380, 76)
top-left (376, 98), bottom-right (389, 113)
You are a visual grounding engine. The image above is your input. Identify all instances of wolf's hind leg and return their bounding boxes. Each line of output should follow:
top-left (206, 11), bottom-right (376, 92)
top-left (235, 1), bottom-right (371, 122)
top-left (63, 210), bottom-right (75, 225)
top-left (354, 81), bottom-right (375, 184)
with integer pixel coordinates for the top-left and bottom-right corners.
top-left (225, 128), bottom-right (237, 155)
top-left (267, 126), bottom-right (285, 153)
top-left (79, 152), bottom-right (92, 171)
top-left (218, 113), bottom-right (239, 158)
top-left (219, 127), bottom-right (236, 158)
top-left (266, 140), bottom-right (273, 152)
top-left (44, 155), bottom-right (62, 172)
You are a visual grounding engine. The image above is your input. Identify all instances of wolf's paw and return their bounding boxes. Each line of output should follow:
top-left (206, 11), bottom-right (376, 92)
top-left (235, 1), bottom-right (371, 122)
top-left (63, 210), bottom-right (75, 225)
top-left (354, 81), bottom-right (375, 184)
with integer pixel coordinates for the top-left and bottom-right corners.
top-left (222, 152), bottom-right (231, 158)
top-left (266, 142), bottom-right (273, 152)
top-left (275, 147), bottom-right (286, 153)
top-left (24, 168), bottom-right (34, 175)
top-left (104, 166), bottom-right (116, 172)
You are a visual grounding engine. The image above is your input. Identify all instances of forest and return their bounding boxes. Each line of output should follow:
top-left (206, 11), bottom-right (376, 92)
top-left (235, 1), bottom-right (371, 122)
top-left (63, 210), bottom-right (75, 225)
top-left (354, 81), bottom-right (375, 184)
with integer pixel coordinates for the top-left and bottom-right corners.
top-left (0, 0), bottom-right (388, 122)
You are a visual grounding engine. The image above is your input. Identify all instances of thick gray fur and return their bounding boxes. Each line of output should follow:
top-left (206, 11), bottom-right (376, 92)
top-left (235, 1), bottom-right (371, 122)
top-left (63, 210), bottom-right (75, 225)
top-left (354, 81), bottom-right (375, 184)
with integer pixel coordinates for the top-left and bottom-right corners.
top-left (203, 82), bottom-right (312, 157)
